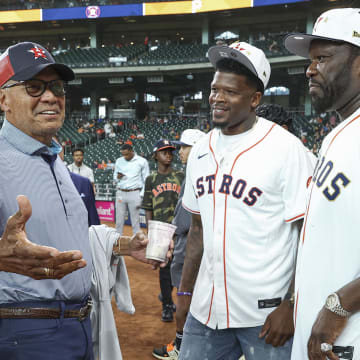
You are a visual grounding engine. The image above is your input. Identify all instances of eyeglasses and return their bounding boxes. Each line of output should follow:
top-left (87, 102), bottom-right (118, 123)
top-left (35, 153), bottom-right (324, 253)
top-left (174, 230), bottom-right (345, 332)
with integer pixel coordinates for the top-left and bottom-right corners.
top-left (2, 79), bottom-right (67, 97)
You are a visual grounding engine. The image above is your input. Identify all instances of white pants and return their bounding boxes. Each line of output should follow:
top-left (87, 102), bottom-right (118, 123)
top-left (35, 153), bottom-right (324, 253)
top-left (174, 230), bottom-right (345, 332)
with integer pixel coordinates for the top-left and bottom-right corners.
top-left (115, 189), bottom-right (142, 235)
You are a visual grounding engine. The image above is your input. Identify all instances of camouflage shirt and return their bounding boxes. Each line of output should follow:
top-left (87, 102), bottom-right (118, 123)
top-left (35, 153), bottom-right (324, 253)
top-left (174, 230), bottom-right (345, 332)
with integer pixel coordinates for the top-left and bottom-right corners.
top-left (142, 169), bottom-right (184, 223)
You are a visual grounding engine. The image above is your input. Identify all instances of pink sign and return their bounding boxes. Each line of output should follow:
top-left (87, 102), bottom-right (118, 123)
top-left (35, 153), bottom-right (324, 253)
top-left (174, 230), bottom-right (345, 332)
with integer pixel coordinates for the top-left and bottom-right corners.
top-left (96, 201), bottom-right (115, 222)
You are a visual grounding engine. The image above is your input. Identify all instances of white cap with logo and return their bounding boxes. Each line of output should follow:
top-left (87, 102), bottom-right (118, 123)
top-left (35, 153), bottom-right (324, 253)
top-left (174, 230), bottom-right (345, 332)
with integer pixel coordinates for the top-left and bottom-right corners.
top-left (207, 41), bottom-right (271, 90)
top-left (172, 129), bottom-right (205, 146)
top-left (285, 8), bottom-right (360, 58)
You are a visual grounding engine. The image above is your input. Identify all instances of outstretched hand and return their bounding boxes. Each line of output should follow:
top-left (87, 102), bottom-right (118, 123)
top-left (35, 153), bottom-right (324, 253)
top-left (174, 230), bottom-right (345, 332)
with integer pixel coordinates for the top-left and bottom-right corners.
top-left (0, 195), bottom-right (87, 280)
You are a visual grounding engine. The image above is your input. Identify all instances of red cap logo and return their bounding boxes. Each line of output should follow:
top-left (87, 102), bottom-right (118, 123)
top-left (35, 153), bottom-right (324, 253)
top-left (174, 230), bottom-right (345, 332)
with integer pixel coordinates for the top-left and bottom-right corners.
top-left (28, 46), bottom-right (47, 60)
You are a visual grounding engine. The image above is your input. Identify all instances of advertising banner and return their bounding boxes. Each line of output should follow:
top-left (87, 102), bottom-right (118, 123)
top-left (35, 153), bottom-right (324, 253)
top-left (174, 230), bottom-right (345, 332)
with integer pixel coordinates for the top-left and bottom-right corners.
top-left (96, 200), bottom-right (115, 222)
top-left (42, 4), bottom-right (142, 22)
top-left (253, 0), bottom-right (309, 6)
top-left (0, 9), bottom-right (40, 23)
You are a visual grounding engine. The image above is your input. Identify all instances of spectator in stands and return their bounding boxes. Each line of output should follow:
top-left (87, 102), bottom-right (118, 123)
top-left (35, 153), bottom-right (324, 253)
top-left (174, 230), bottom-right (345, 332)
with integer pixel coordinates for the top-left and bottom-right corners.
top-left (269, 39), bottom-right (280, 54)
top-left (83, 120), bottom-right (90, 131)
top-left (107, 159), bottom-right (115, 170)
top-left (104, 121), bottom-right (112, 136)
top-left (330, 114), bottom-right (337, 127)
top-left (142, 140), bottom-right (184, 323)
top-left (152, 129), bottom-right (205, 360)
top-left (169, 127), bottom-right (175, 138)
top-left (312, 143), bottom-right (318, 156)
top-left (96, 127), bottom-right (104, 140)
top-left (144, 35), bottom-right (150, 51)
top-left (108, 128), bottom-right (116, 138)
top-left (117, 119), bottom-right (124, 132)
top-left (113, 144), bottom-right (149, 236)
top-left (64, 137), bottom-right (72, 146)
top-left (111, 118), bottom-right (118, 131)
top-left (68, 147), bottom-right (95, 185)
top-left (99, 160), bottom-right (107, 170)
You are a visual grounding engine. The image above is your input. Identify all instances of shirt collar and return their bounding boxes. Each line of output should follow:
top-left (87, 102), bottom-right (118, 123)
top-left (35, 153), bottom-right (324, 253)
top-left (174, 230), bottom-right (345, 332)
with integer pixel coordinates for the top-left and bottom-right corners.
top-left (0, 119), bottom-right (62, 156)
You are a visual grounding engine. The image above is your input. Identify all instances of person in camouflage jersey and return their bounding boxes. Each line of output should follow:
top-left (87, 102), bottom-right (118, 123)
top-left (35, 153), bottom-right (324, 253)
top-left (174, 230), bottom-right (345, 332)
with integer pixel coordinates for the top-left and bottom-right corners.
top-left (142, 139), bottom-right (184, 322)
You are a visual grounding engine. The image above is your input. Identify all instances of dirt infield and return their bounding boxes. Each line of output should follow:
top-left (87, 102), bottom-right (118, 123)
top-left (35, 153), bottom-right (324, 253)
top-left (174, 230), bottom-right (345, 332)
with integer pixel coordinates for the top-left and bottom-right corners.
top-left (112, 225), bottom-right (177, 360)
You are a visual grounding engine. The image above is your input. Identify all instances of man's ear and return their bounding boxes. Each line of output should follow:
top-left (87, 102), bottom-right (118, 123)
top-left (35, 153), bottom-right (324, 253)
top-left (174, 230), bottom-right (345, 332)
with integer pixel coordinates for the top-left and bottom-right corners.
top-left (0, 89), bottom-right (9, 113)
top-left (251, 91), bottom-right (262, 110)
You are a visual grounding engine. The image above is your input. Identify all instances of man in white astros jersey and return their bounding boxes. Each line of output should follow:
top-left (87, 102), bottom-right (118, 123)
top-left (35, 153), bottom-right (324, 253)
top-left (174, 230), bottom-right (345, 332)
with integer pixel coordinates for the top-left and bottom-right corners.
top-left (176, 41), bottom-right (314, 360)
top-left (284, 8), bottom-right (360, 360)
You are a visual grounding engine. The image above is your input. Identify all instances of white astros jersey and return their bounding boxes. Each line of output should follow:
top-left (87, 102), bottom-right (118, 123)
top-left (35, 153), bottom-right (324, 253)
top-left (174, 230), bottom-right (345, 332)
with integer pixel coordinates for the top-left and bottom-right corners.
top-left (182, 117), bottom-right (314, 330)
top-left (292, 108), bottom-right (360, 360)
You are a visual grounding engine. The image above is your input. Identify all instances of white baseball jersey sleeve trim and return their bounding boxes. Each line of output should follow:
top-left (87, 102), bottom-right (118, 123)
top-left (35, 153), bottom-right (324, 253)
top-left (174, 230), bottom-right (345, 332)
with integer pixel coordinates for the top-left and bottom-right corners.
top-left (182, 117), bottom-right (314, 330)
top-left (292, 108), bottom-right (360, 360)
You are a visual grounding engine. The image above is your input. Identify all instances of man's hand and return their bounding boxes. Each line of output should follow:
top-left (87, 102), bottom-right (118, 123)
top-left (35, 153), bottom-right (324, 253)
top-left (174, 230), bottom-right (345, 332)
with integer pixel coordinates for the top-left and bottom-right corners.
top-left (127, 231), bottom-right (174, 269)
top-left (307, 307), bottom-right (347, 360)
top-left (0, 195), bottom-right (87, 280)
top-left (259, 300), bottom-right (294, 347)
top-left (176, 294), bottom-right (192, 333)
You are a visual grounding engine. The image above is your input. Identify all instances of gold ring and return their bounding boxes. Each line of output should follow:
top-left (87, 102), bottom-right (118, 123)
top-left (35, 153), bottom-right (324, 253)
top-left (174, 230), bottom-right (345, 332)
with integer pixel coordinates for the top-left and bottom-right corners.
top-left (44, 267), bottom-right (50, 277)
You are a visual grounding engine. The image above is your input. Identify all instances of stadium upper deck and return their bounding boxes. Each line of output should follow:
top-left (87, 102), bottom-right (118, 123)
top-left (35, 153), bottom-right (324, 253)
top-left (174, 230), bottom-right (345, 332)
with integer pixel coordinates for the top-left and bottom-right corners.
top-left (0, 0), bottom-right (355, 117)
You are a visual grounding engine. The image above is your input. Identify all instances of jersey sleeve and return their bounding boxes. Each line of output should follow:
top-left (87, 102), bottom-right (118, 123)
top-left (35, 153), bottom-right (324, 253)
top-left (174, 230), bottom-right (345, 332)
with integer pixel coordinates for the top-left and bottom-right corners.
top-left (281, 139), bottom-right (315, 223)
top-left (182, 146), bottom-right (200, 214)
top-left (141, 175), bottom-right (154, 210)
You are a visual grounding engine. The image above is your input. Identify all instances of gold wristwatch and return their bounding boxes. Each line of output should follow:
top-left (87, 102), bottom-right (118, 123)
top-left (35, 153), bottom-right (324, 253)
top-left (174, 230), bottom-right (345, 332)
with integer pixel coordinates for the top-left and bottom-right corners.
top-left (284, 292), bottom-right (295, 306)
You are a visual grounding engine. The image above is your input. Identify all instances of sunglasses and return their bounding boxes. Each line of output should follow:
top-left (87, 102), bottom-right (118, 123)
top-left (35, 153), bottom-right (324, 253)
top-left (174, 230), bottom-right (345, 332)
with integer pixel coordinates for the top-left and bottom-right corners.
top-left (2, 79), bottom-right (67, 97)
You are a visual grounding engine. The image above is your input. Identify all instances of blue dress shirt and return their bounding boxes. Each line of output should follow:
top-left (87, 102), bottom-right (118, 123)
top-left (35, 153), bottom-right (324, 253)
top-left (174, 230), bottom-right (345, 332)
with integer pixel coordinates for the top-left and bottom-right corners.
top-left (0, 119), bottom-right (92, 304)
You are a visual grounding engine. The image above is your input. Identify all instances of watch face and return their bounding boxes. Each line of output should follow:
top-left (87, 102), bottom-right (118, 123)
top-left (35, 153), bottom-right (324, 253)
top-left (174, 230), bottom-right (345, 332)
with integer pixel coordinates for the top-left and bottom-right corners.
top-left (326, 294), bottom-right (337, 308)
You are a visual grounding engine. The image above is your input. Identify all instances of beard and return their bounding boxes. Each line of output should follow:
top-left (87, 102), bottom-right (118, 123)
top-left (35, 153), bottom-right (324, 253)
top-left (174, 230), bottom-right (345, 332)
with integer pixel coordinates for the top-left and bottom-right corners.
top-left (311, 91), bottom-right (333, 114)
top-left (311, 59), bottom-right (352, 114)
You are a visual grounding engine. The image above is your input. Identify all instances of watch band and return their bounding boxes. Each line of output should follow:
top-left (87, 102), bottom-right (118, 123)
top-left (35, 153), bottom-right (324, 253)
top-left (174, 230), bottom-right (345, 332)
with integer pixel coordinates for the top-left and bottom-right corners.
top-left (325, 292), bottom-right (351, 318)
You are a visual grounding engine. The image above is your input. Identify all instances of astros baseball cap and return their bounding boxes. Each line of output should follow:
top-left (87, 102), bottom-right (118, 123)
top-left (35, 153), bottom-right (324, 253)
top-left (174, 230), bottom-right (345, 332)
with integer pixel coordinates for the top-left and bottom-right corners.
top-left (172, 129), bottom-right (205, 146)
top-left (153, 139), bottom-right (176, 153)
top-left (284, 8), bottom-right (360, 58)
top-left (207, 41), bottom-right (271, 90)
top-left (0, 42), bottom-right (75, 87)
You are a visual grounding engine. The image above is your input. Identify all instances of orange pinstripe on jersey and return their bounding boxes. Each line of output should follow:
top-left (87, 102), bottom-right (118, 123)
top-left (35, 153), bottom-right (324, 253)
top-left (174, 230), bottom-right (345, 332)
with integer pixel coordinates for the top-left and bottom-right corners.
top-left (208, 123), bottom-right (276, 328)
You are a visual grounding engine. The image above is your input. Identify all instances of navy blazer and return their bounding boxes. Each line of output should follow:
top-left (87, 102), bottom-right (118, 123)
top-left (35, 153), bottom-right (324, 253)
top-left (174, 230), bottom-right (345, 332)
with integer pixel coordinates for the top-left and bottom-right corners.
top-left (70, 172), bottom-right (101, 226)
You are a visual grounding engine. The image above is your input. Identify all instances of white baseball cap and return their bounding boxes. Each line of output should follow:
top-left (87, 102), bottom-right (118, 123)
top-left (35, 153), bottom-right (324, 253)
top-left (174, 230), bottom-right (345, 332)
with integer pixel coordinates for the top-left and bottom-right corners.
top-left (207, 41), bottom-right (271, 90)
top-left (285, 8), bottom-right (360, 58)
top-left (172, 129), bottom-right (205, 146)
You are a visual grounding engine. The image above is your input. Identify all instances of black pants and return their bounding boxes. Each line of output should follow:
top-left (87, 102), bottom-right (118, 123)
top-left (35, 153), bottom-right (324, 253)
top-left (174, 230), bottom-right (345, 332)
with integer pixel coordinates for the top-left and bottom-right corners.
top-left (159, 260), bottom-right (173, 306)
